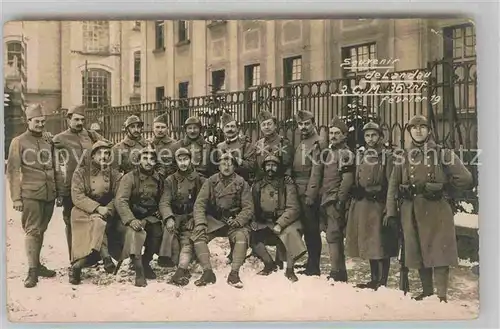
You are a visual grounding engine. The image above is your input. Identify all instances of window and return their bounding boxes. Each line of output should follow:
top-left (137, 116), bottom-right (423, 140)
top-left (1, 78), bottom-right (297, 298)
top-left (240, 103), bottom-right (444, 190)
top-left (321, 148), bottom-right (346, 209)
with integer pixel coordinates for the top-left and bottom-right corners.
top-left (133, 51), bottom-right (141, 86)
top-left (178, 82), bottom-right (189, 124)
top-left (82, 21), bottom-right (110, 53)
top-left (244, 64), bottom-right (261, 89)
top-left (156, 86), bottom-right (165, 102)
top-left (283, 56), bottom-right (303, 119)
top-left (211, 69), bottom-right (226, 92)
top-left (6, 41), bottom-right (25, 75)
top-left (341, 42), bottom-right (376, 77)
top-left (155, 21), bottom-right (165, 50)
top-left (443, 24), bottom-right (476, 61)
top-left (82, 69), bottom-right (111, 108)
top-left (283, 56), bottom-right (302, 84)
top-left (178, 21), bottom-right (190, 43)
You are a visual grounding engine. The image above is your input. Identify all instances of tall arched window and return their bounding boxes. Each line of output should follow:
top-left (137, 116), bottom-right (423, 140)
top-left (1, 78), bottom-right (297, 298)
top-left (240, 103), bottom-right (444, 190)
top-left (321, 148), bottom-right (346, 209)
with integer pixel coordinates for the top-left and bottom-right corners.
top-left (82, 69), bottom-right (111, 108)
top-left (82, 21), bottom-right (110, 53)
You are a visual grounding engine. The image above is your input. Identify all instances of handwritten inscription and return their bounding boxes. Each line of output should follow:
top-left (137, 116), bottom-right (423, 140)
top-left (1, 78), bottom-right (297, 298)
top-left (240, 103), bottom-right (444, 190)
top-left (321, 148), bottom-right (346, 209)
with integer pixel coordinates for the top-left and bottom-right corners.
top-left (338, 58), bottom-right (441, 106)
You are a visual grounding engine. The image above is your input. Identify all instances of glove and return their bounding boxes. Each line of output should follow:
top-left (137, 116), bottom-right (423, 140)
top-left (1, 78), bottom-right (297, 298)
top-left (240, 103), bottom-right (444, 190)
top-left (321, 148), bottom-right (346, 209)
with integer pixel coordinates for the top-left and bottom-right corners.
top-left (272, 224), bottom-right (282, 235)
top-left (129, 219), bottom-right (143, 232)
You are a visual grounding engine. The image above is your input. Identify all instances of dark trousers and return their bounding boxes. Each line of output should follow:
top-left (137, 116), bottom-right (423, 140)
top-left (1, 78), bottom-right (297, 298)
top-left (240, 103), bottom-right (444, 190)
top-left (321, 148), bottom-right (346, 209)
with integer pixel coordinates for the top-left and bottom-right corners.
top-left (62, 196), bottom-right (73, 262)
top-left (300, 196), bottom-right (322, 271)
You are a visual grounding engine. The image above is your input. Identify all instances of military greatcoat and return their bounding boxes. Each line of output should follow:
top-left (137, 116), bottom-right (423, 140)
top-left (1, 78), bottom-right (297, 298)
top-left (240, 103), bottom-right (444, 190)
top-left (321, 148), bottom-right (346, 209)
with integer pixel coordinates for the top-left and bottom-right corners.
top-left (70, 162), bottom-right (122, 263)
top-left (254, 134), bottom-right (294, 180)
top-left (148, 135), bottom-right (177, 177)
top-left (111, 136), bottom-right (148, 174)
top-left (251, 177), bottom-right (307, 261)
top-left (386, 140), bottom-right (473, 269)
top-left (172, 136), bottom-right (214, 178)
top-left (217, 135), bottom-right (256, 182)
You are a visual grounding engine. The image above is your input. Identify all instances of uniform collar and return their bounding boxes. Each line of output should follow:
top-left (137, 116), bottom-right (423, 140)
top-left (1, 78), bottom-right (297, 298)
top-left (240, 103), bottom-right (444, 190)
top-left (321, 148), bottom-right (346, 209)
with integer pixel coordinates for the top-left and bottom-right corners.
top-left (301, 130), bottom-right (318, 141)
top-left (153, 135), bottom-right (174, 145)
top-left (90, 161), bottom-right (109, 175)
top-left (28, 129), bottom-right (43, 137)
top-left (225, 136), bottom-right (239, 144)
top-left (137, 167), bottom-right (161, 181)
top-left (183, 135), bottom-right (204, 146)
top-left (264, 132), bottom-right (280, 144)
top-left (123, 136), bottom-right (147, 147)
top-left (174, 167), bottom-right (198, 181)
top-left (218, 172), bottom-right (236, 183)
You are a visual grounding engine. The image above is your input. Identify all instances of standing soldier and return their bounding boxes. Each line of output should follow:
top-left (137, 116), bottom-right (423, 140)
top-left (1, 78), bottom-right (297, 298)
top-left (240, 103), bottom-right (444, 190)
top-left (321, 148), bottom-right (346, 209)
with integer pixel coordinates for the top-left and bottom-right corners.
top-left (172, 116), bottom-right (214, 178)
top-left (291, 110), bottom-right (323, 276)
top-left (159, 148), bottom-right (216, 286)
top-left (251, 155), bottom-right (307, 282)
top-left (319, 116), bottom-right (355, 282)
top-left (68, 141), bottom-right (123, 285)
top-left (385, 115), bottom-right (473, 302)
top-left (193, 153), bottom-right (254, 288)
top-left (112, 115), bottom-right (148, 174)
top-left (254, 110), bottom-right (294, 182)
top-left (53, 105), bottom-right (106, 262)
top-left (345, 122), bottom-right (398, 290)
top-left (148, 114), bottom-right (177, 178)
top-left (217, 112), bottom-right (256, 183)
top-left (114, 145), bottom-right (164, 287)
top-left (7, 104), bottom-right (60, 287)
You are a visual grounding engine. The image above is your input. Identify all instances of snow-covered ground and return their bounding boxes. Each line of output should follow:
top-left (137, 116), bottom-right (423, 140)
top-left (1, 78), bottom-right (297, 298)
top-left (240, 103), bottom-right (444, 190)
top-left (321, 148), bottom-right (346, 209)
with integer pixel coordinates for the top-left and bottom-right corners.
top-left (5, 188), bottom-right (479, 322)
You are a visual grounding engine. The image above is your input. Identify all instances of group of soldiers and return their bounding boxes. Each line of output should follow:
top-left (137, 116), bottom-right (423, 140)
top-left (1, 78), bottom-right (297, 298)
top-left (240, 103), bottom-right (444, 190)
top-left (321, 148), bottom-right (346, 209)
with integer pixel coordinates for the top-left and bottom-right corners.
top-left (7, 103), bottom-right (473, 302)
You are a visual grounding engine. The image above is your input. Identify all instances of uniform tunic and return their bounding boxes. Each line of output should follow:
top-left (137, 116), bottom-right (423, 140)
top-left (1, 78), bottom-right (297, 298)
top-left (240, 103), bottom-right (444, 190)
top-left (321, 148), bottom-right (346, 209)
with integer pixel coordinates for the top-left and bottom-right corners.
top-left (172, 136), bottom-right (214, 178)
top-left (111, 136), bottom-right (148, 174)
top-left (159, 169), bottom-right (205, 248)
top-left (7, 130), bottom-right (62, 237)
top-left (148, 135), bottom-right (177, 177)
top-left (70, 163), bottom-right (122, 263)
top-left (217, 135), bottom-right (256, 182)
top-left (254, 133), bottom-right (294, 180)
top-left (114, 168), bottom-right (164, 258)
top-left (252, 178), bottom-right (307, 261)
top-left (193, 173), bottom-right (254, 242)
top-left (386, 140), bottom-right (473, 268)
top-left (346, 147), bottom-right (398, 259)
top-left (292, 131), bottom-right (322, 199)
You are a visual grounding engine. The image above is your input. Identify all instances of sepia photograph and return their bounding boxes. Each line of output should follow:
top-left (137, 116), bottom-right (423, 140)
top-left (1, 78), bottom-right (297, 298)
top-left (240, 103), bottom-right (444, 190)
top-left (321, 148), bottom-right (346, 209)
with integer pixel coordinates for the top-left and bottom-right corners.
top-left (3, 18), bottom-right (478, 322)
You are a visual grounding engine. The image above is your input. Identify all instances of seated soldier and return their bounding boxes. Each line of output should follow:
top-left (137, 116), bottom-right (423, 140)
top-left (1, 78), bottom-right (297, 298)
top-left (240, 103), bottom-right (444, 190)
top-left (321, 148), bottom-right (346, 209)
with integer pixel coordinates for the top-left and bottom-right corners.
top-left (69, 141), bottom-right (123, 285)
top-left (251, 155), bottom-right (307, 282)
top-left (159, 147), bottom-right (216, 286)
top-left (114, 144), bottom-right (164, 287)
top-left (193, 152), bottom-right (254, 288)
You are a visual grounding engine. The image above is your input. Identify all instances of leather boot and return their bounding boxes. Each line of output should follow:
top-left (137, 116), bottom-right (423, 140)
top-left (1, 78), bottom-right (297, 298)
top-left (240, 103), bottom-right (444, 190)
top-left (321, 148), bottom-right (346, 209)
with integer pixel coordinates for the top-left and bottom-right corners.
top-left (38, 264), bottom-right (56, 278)
top-left (194, 269), bottom-right (217, 286)
top-left (257, 262), bottom-right (277, 276)
top-left (378, 258), bottom-right (391, 287)
top-left (142, 257), bottom-right (156, 280)
top-left (357, 260), bottom-right (379, 289)
top-left (285, 268), bottom-right (298, 282)
top-left (169, 268), bottom-right (190, 286)
top-left (327, 269), bottom-right (348, 283)
top-left (68, 266), bottom-right (82, 285)
top-left (413, 267), bottom-right (434, 300)
top-left (133, 255), bottom-right (147, 287)
top-left (24, 268), bottom-right (38, 288)
top-left (102, 257), bottom-right (116, 274)
top-left (227, 270), bottom-right (243, 289)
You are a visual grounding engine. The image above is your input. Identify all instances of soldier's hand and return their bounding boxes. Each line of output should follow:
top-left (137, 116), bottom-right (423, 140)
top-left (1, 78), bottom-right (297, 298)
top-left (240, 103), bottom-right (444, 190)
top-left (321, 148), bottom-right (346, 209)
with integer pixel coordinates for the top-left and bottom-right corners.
top-left (90, 213), bottom-right (105, 222)
top-left (284, 175), bottom-right (294, 184)
top-left (227, 217), bottom-right (241, 228)
top-left (96, 206), bottom-right (109, 217)
top-left (56, 197), bottom-right (63, 207)
top-left (166, 218), bottom-right (176, 233)
top-left (250, 221), bottom-right (258, 231)
top-left (129, 219), bottom-right (143, 232)
top-left (335, 200), bottom-right (345, 212)
top-left (304, 196), bottom-right (315, 206)
top-left (185, 218), bottom-right (194, 231)
top-left (13, 200), bottom-right (23, 212)
top-left (272, 224), bottom-right (282, 235)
